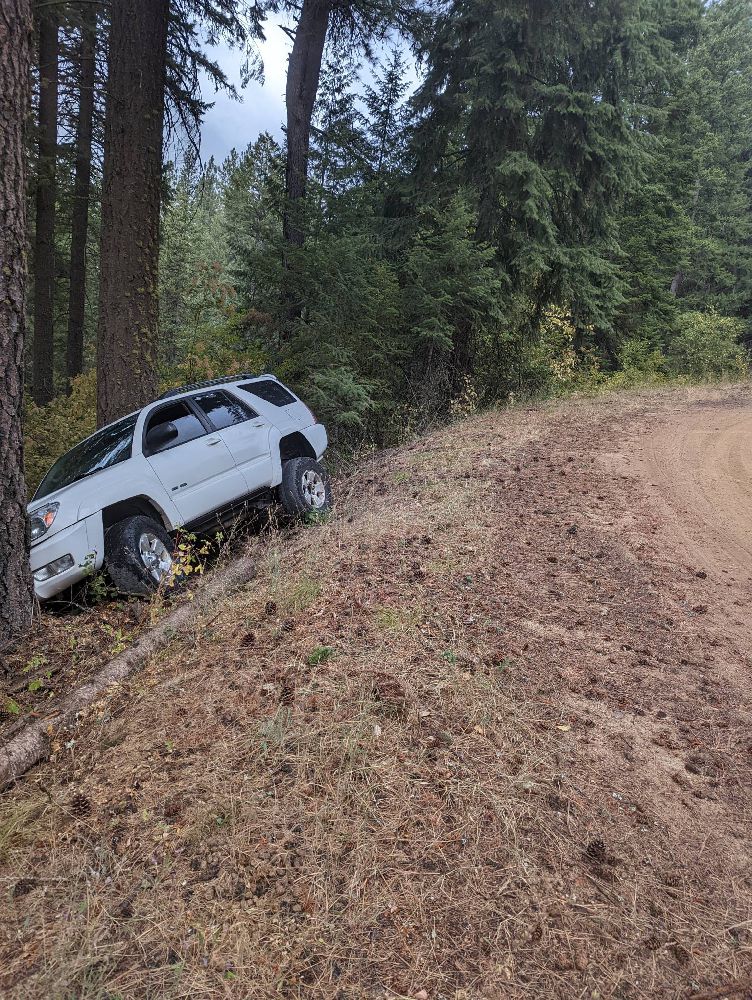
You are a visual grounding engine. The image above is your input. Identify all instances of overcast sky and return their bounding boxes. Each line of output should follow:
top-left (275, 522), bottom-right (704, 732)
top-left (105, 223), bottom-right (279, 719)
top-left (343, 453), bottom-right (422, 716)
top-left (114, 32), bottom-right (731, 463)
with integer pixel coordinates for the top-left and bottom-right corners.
top-left (199, 25), bottom-right (291, 165)
top-left (198, 25), bottom-right (418, 167)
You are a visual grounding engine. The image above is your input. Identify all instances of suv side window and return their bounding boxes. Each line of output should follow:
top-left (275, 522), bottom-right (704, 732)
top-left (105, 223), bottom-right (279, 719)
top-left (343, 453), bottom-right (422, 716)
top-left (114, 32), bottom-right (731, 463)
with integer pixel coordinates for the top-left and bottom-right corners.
top-left (193, 390), bottom-right (257, 429)
top-left (144, 401), bottom-right (206, 454)
top-left (239, 379), bottom-right (296, 407)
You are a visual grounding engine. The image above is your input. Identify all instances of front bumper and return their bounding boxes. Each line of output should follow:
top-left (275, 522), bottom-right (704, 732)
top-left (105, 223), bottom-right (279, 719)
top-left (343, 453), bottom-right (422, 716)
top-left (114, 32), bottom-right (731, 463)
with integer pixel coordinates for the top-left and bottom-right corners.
top-left (30, 514), bottom-right (103, 600)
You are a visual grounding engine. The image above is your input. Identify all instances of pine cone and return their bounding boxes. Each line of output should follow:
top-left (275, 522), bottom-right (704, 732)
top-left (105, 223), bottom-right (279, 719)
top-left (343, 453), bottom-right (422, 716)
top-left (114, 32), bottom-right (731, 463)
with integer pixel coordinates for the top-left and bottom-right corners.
top-left (70, 793), bottom-right (91, 817)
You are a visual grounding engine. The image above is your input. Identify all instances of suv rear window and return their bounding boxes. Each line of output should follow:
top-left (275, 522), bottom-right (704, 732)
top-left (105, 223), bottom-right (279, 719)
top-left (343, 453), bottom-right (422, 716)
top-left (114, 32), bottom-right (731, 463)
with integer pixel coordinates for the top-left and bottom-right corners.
top-left (239, 379), bottom-right (296, 407)
top-left (193, 390), bottom-right (257, 429)
top-left (34, 414), bottom-right (138, 500)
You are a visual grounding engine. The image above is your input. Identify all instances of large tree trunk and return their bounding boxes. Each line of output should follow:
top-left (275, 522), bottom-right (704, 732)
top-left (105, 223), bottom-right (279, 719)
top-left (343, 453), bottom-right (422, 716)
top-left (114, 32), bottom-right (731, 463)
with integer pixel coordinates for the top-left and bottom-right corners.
top-left (32, 8), bottom-right (58, 406)
top-left (284, 0), bottom-right (331, 249)
top-left (66, 2), bottom-right (97, 387)
top-left (281, 0), bottom-right (331, 323)
top-left (96, 0), bottom-right (168, 427)
top-left (0, 0), bottom-right (35, 646)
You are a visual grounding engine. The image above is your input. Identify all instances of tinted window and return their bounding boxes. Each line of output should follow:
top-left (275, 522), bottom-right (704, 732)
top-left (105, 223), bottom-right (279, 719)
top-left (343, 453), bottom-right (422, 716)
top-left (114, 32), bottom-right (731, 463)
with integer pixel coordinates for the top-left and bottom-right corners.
top-left (239, 379), bottom-right (296, 407)
top-left (144, 401), bottom-right (205, 454)
top-left (194, 390), bottom-right (256, 430)
top-left (34, 415), bottom-right (137, 500)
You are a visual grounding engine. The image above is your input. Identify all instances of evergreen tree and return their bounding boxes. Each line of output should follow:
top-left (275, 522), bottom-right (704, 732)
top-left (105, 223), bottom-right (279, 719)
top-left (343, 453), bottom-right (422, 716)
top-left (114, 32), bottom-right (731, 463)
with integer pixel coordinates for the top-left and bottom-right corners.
top-left (363, 48), bottom-right (410, 177)
top-left (400, 196), bottom-right (504, 408)
top-left (310, 55), bottom-right (370, 206)
top-left (673, 0), bottom-right (752, 320)
top-left (66, 0), bottom-right (98, 385)
top-left (254, 0), bottom-right (422, 296)
top-left (412, 0), bottom-right (666, 364)
top-left (32, 6), bottom-right (59, 405)
top-left (0, 0), bottom-right (35, 643)
top-left (96, 0), bottom-right (170, 426)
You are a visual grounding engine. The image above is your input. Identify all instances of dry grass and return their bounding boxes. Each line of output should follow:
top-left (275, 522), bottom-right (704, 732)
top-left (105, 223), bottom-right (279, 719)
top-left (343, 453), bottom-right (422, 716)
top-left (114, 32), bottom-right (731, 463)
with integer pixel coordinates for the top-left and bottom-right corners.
top-left (1, 391), bottom-right (751, 999)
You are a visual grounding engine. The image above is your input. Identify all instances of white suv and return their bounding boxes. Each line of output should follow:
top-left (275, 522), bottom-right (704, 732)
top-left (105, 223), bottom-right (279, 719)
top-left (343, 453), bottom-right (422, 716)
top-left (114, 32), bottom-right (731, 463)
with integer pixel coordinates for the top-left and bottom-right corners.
top-left (27, 375), bottom-right (330, 600)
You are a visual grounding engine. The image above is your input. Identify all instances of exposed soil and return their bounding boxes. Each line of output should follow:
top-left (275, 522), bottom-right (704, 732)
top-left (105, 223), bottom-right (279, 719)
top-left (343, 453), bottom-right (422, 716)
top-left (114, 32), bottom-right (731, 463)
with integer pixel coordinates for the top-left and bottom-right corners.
top-left (0, 385), bottom-right (751, 1000)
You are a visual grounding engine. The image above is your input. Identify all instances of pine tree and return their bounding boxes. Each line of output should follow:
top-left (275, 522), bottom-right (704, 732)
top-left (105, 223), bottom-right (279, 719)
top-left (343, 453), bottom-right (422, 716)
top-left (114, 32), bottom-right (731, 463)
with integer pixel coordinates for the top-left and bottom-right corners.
top-left (310, 55), bottom-right (370, 206)
top-left (363, 48), bottom-right (410, 178)
top-left (32, 6), bottom-right (59, 405)
top-left (613, 0), bottom-right (704, 348)
top-left (412, 0), bottom-right (665, 362)
top-left (66, 0), bottom-right (97, 385)
top-left (673, 0), bottom-right (752, 319)
top-left (0, 0), bottom-right (35, 643)
top-left (96, 0), bottom-right (170, 426)
top-left (254, 0), bottom-right (422, 302)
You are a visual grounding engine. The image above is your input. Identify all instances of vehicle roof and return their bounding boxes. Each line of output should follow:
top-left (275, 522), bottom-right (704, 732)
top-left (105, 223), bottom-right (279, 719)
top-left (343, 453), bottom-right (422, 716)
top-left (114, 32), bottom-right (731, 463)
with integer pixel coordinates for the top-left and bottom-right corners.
top-left (156, 373), bottom-right (279, 401)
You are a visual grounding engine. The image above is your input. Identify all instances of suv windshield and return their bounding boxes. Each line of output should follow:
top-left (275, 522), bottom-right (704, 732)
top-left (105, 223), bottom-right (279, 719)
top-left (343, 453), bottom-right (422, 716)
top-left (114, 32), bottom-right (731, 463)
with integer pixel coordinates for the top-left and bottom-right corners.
top-left (34, 414), bottom-right (138, 501)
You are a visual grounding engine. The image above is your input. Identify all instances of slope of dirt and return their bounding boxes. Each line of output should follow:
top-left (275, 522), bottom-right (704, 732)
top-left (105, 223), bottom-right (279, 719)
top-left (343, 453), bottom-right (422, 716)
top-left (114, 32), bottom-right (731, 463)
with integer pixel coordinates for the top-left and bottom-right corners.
top-left (1, 386), bottom-right (751, 1000)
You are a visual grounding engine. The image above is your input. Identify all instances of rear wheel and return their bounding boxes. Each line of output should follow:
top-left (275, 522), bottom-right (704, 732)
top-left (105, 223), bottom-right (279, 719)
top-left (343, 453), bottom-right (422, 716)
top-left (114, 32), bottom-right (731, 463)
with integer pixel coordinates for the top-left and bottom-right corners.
top-left (279, 457), bottom-right (332, 517)
top-left (105, 515), bottom-right (174, 596)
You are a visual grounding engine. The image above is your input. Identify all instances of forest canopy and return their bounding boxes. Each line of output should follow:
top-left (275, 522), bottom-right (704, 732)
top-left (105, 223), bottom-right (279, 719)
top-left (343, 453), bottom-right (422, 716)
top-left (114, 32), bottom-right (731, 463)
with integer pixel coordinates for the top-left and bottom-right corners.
top-left (23, 0), bottom-right (752, 459)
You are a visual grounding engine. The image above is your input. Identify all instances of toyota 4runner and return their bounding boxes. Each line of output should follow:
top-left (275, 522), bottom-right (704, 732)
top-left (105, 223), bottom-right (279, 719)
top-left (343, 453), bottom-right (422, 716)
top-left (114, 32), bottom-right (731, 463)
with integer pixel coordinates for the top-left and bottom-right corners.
top-left (27, 374), bottom-right (330, 600)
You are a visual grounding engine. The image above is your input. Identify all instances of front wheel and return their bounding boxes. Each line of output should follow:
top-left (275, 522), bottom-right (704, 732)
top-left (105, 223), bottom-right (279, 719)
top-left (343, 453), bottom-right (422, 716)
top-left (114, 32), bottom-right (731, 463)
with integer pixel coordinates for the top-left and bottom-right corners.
top-left (105, 515), bottom-right (175, 596)
top-left (279, 457), bottom-right (332, 517)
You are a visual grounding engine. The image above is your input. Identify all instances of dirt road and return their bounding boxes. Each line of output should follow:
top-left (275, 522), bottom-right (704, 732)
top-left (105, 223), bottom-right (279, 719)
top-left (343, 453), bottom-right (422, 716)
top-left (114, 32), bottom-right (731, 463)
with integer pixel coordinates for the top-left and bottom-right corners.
top-left (645, 393), bottom-right (752, 587)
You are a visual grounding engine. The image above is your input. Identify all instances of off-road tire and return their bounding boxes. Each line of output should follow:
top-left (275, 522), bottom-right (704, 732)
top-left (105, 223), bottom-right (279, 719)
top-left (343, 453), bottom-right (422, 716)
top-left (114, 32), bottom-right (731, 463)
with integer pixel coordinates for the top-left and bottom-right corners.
top-left (279, 458), bottom-right (332, 517)
top-left (105, 515), bottom-right (174, 597)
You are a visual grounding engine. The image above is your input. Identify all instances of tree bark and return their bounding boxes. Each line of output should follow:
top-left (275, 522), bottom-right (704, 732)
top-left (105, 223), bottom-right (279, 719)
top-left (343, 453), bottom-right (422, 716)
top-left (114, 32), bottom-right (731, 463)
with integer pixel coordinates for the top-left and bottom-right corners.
top-left (0, 0), bottom-right (35, 646)
top-left (32, 8), bottom-right (58, 406)
top-left (0, 553), bottom-right (257, 789)
top-left (66, 2), bottom-right (97, 387)
top-left (96, 0), bottom-right (168, 427)
top-left (281, 0), bottom-right (331, 323)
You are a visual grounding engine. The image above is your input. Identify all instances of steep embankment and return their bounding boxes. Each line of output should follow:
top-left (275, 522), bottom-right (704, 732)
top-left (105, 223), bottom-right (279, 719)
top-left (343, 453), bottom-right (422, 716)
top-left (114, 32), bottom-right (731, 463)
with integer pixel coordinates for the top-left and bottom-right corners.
top-left (1, 386), bottom-right (751, 1000)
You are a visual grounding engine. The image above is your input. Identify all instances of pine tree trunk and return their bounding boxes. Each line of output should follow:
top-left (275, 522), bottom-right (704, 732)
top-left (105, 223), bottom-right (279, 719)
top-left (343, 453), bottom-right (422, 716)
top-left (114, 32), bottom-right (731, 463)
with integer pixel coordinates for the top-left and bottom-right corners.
top-left (0, 0), bottom-right (35, 646)
top-left (66, 2), bottom-right (96, 387)
top-left (32, 8), bottom-right (58, 406)
top-left (96, 0), bottom-right (168, 427)
top-left (281, 0), bottom-right (331, 324)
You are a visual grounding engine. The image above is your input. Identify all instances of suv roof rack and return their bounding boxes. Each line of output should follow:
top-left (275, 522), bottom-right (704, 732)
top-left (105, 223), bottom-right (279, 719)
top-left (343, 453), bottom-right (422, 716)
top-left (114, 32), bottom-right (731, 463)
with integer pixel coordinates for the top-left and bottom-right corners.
top-left (157, 373), bottom-right (268, 401)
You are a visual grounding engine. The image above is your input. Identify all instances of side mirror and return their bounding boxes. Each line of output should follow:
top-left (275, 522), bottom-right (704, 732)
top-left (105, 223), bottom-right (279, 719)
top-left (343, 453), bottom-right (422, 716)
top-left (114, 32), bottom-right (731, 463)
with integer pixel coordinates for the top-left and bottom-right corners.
top-left (146, 421), bottom-right (178, 454)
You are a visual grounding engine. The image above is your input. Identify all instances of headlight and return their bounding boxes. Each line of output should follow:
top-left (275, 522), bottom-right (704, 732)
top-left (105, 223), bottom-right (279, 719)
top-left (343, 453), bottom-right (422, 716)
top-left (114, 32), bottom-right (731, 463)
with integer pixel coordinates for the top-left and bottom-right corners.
top-left (29, 502), bottom-right (60, 543)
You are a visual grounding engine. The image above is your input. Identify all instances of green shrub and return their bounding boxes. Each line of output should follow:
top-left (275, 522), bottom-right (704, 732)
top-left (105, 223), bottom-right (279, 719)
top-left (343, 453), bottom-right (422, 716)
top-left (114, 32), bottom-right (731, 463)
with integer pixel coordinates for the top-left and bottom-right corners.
top-left (605, 339), bottom-right (670, 390)
top-left (24, 371), bottom-right (97, 495)
top-left (162, 316), bottom-right (268, 390)
top-left (666, 310), bottom-right (748, 380)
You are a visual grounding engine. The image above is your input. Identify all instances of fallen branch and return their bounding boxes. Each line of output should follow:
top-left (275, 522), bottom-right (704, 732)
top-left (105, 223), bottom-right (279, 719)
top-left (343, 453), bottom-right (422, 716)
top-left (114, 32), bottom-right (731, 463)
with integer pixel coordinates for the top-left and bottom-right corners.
top-left (0, 553), bottom-right (257, 789)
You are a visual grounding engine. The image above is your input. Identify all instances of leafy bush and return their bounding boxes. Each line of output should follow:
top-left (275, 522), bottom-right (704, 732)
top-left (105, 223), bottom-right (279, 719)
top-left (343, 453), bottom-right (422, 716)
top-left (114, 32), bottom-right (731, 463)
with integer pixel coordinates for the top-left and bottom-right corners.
top-left (603, 339), bottom-right (670, 390)
top-left (666, 310), bottom-right (748, 380)
top-left (515, 307), bottom-right (608, 398)
top-left (161, 316), bottom-right (268, 392)
top-left (24, 371), bottom-right (97, 495)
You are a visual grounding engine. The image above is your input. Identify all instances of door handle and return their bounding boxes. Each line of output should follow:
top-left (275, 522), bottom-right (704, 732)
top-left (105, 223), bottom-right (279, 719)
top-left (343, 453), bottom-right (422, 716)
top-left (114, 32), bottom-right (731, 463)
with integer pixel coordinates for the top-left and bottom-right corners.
top-left (206, 436), bottom-right (221, 446)
top-left (252, 421), bottom-right (265, 428)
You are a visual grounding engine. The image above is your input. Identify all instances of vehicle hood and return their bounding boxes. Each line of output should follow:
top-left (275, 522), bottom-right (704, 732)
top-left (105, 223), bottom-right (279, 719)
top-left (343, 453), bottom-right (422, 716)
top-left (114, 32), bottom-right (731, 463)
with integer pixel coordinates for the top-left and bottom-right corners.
top-left (26, 464), bottom-right (123, 543)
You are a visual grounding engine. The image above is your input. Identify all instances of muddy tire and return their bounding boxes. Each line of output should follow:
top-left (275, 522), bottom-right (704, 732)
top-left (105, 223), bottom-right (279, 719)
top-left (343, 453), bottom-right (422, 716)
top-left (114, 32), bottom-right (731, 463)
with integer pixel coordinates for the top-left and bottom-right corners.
top-left (278, 458), bottom-right (332, 517)
top-left (105, 515), bottom-right (174, 596)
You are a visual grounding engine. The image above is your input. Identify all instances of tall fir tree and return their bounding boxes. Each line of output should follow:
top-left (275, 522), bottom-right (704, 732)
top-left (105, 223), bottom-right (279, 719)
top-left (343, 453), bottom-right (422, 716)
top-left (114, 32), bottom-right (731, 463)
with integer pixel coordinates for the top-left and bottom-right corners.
top-left (32, 6), bottom-right (59, 404)
top-left (363, 48), bottom-right (410, 178)
top-left (0, 0), bottom-right (35, 642)
top-left (66, 0), bottom-right (97, 385)
top-left (96, 0), bottom-right (170, 426)
top-left (412, 0), bottom-right (669, 368)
